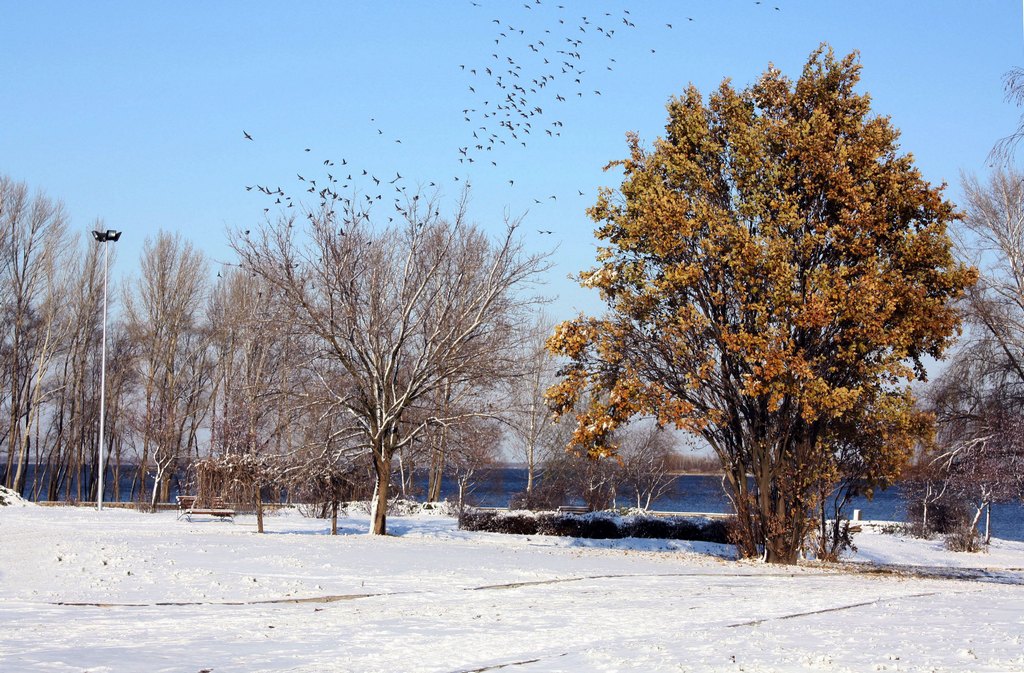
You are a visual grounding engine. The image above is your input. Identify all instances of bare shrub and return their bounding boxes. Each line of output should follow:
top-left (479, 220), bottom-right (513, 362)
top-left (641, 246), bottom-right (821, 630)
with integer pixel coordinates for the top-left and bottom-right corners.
top-left (945, 526), bottom-right (983, 553)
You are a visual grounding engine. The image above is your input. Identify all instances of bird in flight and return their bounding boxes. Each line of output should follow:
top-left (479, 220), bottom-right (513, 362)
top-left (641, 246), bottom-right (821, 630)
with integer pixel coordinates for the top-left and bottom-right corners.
top-left (243, 130), bottom-right (253, 140)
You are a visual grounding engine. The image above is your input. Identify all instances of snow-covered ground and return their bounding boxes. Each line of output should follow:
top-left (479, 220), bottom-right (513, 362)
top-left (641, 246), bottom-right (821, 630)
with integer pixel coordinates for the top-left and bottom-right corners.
top-left (1, 502), bottom-right (1022, 673)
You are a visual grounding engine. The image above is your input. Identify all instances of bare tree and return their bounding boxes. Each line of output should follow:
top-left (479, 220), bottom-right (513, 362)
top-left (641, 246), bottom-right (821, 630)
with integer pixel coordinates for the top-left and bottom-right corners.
top-left (421, 377), bottom-right (454, 502)
top-left (929, 351), bottom-right (1024, 544)
top-left (616, 424), bottom-right (679, 511)
top-left (444, 416), bottom-right (502, 510)
top-left (41, 238), bottom-right (104, 501)
top-left (939, 432), bottom-right (1023, 544)
top-left (925, 168), bottom-right (1024, 542)
top-left (206, 268), bottom-right (299, 458)
top-left (901, 455), bottom-right (951, 535)
top-left (0, 176), bottom-right (72, 494)
top-left (957, 169), bottom-right (1024, 380)
top-left (992, 67), bottom-right (1024, 163)
top-left (231, 190), bottom-right (549, 534)
top-left (504, 312), bottom-right (563, 498)
top-left (123, 231), bottom-right (211, 508)
top-left (16, 227), bottom-right (79, 498)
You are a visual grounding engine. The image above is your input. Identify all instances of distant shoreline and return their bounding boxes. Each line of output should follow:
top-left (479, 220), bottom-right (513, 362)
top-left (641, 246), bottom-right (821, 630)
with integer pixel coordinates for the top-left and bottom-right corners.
top-left (667, 470), bottom-right (724, 477)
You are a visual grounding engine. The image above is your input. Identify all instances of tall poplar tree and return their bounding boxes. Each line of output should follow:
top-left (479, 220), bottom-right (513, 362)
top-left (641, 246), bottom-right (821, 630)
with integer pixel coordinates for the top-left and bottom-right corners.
top-left (547, 46), bottom-right (975, 564)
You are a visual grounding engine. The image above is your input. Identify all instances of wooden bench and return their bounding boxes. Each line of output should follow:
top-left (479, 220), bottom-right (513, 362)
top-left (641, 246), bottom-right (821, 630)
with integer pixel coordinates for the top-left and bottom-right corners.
top-left (177, 495), bottom-right (234, 522)
top-left (556, 505), bottom-right (590, 514)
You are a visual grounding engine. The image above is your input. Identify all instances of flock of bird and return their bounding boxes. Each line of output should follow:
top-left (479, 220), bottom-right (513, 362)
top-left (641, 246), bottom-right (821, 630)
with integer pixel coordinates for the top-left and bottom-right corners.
top-left (242, 0), bottom-right (783, 238)
top-left (456, 2), bottom-right (640, 170)
top-left (455, 1), bottom-right (778, 185)
top-left (241, 145), bottom-right (437, 233)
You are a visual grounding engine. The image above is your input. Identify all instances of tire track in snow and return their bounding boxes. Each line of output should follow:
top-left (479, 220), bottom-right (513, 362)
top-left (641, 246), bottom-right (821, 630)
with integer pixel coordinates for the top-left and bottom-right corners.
top-left (849, 563), bottom-right (1024, 585)
top-left (55, 592), bottom-right (390, 607)
top-left (51, 565), bottom-right (1006, 610)
top-left (468, 570), bottom-right (837, 591)
top-left (726, 590), bottom-right (946, 627)
top-left (45, 570), bottom-right (839, 607)
top-left (451, 652), bottom-right (568, 672)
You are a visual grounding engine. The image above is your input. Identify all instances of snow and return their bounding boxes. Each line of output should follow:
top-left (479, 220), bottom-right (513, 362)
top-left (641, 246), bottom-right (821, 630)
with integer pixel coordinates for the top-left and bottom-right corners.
top-left (0, 485), bottom-right (32, 507)
top-left (1, 506), bottom-right (1022, 673)
top-left (851, 521), bottom-right (1024, 571)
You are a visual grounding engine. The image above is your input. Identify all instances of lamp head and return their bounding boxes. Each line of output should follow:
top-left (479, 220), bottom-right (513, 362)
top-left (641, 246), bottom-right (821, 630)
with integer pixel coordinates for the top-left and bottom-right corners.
top-left (92, 230), bottom-right (122, 242)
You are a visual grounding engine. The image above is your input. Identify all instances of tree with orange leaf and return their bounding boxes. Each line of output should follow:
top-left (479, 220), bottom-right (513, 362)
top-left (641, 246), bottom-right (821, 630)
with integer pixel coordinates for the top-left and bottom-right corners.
top-left (547, 45), bottom-right (975, 564)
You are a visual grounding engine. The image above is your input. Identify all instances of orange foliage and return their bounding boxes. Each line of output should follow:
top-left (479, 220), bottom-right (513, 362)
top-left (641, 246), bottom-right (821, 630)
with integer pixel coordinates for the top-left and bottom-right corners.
top-left (547, 45), bottom-right (975, 564)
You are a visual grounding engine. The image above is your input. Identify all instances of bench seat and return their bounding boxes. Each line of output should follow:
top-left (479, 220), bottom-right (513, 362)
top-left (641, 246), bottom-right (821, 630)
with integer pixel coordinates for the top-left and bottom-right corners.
top-left (177, 495), bottom-right (234, 522)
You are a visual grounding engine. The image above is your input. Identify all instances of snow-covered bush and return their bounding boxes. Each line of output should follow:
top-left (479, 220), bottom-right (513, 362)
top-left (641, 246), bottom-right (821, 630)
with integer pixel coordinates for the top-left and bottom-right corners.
top-left (535, 513), bottom-right (619, 539)
top-left (696, 518), bottom-right (731, 545)
top-left (877, 522), bottom-right (912, 536)
top-left (459, 509), bottom-right (540, 535)
top-left (458, 508), bottom-right (734, 543)
top-left (418, 500), bottom-right (460, 516)
top-left (325, 498), bottom-right (461, 518)
top-left (0, 486), bottom-right (30, 507)
top-left (386, 499), bottom-right (459, 517)
top-left (625, 516), bottom-right (697, 540)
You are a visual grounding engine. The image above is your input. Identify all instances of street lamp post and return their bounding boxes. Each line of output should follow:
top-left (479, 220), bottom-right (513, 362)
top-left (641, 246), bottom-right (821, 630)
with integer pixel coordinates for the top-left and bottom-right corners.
top-left (92, 229), bottom-right (121, 510)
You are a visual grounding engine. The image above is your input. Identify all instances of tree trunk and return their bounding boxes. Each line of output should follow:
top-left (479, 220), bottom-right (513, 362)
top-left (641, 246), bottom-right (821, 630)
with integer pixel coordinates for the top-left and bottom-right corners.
top-left (331, 500), bottom-right (338, 535)
top-left (764, 544), bottom-right (800, 565)
top-left (149, 462), bottom-right (164, 512)
top-left (525, 446), bottom-right (534, 494)
top-left (111, 440), bottom-right (120, 503)
top-left (761, 490), bottom-right (803, 565)
top-left (369, 452), bottom-right (392, 535)
top-left (160, 472), bottom-right (171, 504)
top-left (136, 444), bottom-right (150, 505)
top-left (254, 486), bottom-right (264, 534)
top-left (397, 452), bottom-right (407, 498)
top-left (984, 504), bottom-right (991, 545)
top-left (427, 442), bottom-right (444, 502)
top-left (970, 503), bottom-right (984, 534)
top-left (12, 396), bottom-right (32, 495)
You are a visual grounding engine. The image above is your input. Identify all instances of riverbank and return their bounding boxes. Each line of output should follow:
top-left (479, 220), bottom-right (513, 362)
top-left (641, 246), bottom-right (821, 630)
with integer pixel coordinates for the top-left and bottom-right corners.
top-left (2, 504), bottom-right (1023, 672)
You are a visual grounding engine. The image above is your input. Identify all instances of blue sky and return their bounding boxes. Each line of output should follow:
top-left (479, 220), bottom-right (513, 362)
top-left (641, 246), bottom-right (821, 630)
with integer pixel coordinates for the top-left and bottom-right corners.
top-left (1, 0), bottom-right (1021, 318)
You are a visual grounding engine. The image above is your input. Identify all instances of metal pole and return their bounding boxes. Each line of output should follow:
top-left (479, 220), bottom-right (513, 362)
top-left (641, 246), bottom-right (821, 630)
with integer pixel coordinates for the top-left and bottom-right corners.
top-left (98, 240), bottom-right (109, 510)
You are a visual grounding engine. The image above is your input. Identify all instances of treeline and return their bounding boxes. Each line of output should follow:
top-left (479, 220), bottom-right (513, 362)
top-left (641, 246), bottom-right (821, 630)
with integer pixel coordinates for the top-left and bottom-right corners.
top-left (0, 174), bottom-right (247, 505)
top-left (0, 176), bottom-right (687, 527)
top-left (1, 175), bottom-right (111, 502)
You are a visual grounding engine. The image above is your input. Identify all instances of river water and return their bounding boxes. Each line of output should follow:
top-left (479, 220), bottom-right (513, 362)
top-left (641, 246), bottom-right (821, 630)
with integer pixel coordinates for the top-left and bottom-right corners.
top-left (438, 468), bottom-right (1024, 543)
